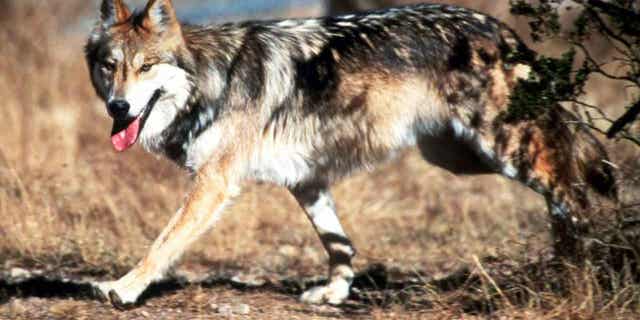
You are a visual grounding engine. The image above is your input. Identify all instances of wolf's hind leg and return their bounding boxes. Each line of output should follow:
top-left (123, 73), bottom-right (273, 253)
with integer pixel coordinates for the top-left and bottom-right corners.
top-left (291, 184), bottom-right (356, 305)
top-left (494, 111), bottom-right (618, 256)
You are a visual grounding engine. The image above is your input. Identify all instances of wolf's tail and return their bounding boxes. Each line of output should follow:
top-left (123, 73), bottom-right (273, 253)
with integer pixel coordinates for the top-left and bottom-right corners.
top-left (567, 110), bottom-right (619, 202)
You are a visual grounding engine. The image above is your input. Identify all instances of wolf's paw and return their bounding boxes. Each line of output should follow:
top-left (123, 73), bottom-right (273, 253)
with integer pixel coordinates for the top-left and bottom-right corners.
top-left (92, 281), bottom-right (141, 310)
top-left (300, 280), bottom-right (350, 305)
top-left (92, 281), bottom-right (115, 302)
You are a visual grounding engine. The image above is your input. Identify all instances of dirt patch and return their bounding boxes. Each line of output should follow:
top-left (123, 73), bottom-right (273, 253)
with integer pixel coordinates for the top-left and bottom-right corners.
top-left (2, 254), bottom-right (639, 319)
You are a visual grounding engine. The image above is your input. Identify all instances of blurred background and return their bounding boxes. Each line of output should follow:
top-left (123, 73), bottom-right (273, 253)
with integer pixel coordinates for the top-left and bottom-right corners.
top-left (0, 1), bottom-right (637, 318)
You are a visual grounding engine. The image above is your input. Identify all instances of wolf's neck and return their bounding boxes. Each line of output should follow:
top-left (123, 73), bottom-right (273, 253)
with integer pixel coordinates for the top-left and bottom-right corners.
top-left (149, 24), bottom-right (243, 165)
top-left (182, 22), bottom-right (247, 94)
top-left (153, 91), bottom-right (217, 165)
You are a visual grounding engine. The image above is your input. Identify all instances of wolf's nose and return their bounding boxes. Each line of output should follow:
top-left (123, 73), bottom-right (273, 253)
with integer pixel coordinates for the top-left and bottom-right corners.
top-left (107, 100), bottom-right (130, 119)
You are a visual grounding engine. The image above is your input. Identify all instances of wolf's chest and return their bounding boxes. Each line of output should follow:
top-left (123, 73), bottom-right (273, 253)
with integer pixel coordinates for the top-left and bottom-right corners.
top-left (248, 144), bottom-right (315, 187)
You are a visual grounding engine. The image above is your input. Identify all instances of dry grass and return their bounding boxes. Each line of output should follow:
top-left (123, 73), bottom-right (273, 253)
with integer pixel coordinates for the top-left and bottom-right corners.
top-left (0, 1), bottom-right (639, 319)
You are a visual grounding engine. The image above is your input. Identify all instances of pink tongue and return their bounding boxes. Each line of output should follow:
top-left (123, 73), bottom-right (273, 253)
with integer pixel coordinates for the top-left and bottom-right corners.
top-left (111, 117), bottom-right (141, 152)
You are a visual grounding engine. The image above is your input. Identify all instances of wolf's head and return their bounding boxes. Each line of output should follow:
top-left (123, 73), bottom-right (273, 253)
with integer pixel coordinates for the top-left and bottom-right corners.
top-left (86, 0), bottom-right (193, 152)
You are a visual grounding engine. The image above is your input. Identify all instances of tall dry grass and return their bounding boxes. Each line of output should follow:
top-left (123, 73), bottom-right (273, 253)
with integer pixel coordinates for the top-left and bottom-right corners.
top-left (0, 1), bottom-right (637, 317)
top-left (0, 1), bottom-right (190, 271)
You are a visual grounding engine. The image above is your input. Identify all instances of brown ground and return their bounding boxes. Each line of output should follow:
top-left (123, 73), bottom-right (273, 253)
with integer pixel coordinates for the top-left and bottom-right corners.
top-left (0, 1), bottom-right (639, 319)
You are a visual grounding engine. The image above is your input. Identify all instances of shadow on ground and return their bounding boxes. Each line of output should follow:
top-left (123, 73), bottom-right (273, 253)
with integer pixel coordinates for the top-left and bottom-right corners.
top-left (0, 254), bottom-right (581, 316)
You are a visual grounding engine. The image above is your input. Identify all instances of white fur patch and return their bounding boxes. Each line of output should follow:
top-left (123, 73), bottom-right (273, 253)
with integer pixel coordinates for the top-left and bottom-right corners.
top-left (125, 63), bottom-right (189, 116)
top-left (260, 37), bottom-right (295, 111)
top-left (451, 119), bottom-right (475, 141)
top-left (249, 143), bottom-right (313, 187)
top-left (276, 19), bottom-right (321, 30)
top-left (258, 20), bottom-right (326, 110)
top-left (305, 192), bottom-right (349, 239)
top-left (112, 48), bottom-right (124, 62)
top-left (473, 13), bottom-right (487, 23)
top-left (284, 20), bottom-right (327, 60)
top-left (202, 66), bottom-right (225, 101)
top-left (335, 21), bottom-right (357, 28)
top-left (133, 64), bottom-right (192, 153)
top-left (513, 64), bottom-right (532, 80)
top-left (140, 99), bottom-right (180, 153)
top-left (133, 53), bottom-right (145, 69)
top-left (185, 125), bottom-right (223, 170)
top-left (502, 164), bottom-right (519, 179)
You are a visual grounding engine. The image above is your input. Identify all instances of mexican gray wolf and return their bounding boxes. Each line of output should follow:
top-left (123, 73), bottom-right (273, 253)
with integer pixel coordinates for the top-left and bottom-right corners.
top-left (85, 0), bottom-right (618, 309)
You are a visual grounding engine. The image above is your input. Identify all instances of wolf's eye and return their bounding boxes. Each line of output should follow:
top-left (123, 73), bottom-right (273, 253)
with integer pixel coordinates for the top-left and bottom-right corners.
top-left (140, 64), bottom-right (153, 73)
top-left (101, 62), bottom-right (116, 73)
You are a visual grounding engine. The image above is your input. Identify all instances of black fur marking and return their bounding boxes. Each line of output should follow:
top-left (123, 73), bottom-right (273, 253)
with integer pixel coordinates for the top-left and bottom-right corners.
top-left (226, 26), bottom-right (268, 104)
top-left (294, 45), bottom-right (341, 117)
top-left (477, 48), bottom-right (497, 66)
top-left (85, 37), bottom-right (113, 100)
top-left (162, 96), bottom-right (221, 163)
top-left (157, 5), bottom-right (172, 26)
top-left (446, 92), bottom-right (461, 105)
top-left (320, 233), bottom-right (355, 250)
top-left (448, 36), bottom-right (472, 71)
top-left (516, 127), bottom-right (535, 181)
top-left (322, 234), bottom-right (356, 264)
top-left (470, 111), bottom-right (484, 129)
top-left (100, 0), bottom-right (125, 24)
top-left (122, 60), bottom-right (128, 81)
top-left (131, 10), bottom-right (152, 32)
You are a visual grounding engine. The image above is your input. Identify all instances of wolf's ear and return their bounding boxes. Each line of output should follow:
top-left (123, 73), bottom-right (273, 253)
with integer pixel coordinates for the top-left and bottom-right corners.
top-left (142, 0), bottom-right (181, 36)
top-left (100, 0), bottom-right (131, 25)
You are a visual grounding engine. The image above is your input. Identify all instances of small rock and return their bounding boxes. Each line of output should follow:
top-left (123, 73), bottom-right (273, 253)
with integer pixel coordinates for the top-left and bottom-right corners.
top-left (308, 304), bottom-right (343, 316)
top-left (138, 310), bottom-right (151, 318)
top-left (9, 267), bottom-right (31, 280)
top-left (212, 303), bottom-right (251, 316)
top-left (231, 274), bottom-right (266, 288)
top-left (174, 269), bottom-right (207, 283)
top-left (214, 304), bottom-right (233, 316)
top-left (232, 303), bottom-right (251, 315)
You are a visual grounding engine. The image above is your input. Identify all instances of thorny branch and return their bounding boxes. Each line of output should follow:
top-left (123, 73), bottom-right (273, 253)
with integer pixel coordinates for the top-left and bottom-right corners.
top-left (607, 100), bottom-right (640, 139)
top-left (509, 0), bottom-right (640, 146)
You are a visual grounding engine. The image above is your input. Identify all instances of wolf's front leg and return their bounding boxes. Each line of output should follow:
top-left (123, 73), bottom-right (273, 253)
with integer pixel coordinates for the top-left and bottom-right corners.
top-left (94, 164), bottom-right (237, 309)
top-left (291, 184), bottom-right (356, 305)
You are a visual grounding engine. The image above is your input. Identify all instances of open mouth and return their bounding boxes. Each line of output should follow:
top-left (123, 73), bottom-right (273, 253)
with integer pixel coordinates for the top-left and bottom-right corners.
top-left (110, 90), bottom-right (163, 152)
